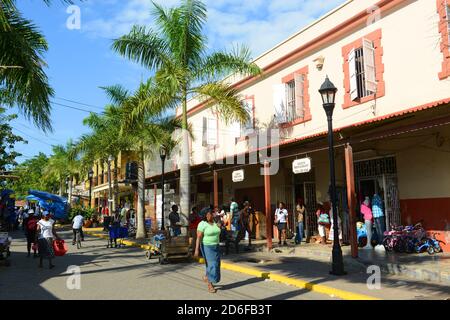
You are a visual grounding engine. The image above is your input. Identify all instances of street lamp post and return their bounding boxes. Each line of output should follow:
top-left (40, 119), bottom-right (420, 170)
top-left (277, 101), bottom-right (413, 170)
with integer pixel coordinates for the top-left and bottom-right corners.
top-left (319, 76), bottom-right (346, 276)
top-left (159, 146), bottom-right (167, 231)
top-left (88, 169), bottom-right (94, 209)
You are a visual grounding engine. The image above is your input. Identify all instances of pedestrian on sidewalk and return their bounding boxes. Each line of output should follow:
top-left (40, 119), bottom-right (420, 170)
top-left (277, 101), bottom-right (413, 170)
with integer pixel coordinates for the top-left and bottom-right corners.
top-left (240, 201), bottom-right (254, 249)
top-left (72, 212), bottom-right (85, 245)
top-left (274, 202), bottom-right (289, 246)
top-left (295, 199), bottom-right (306, 245)
top-left (188, 206), bottom-right (201, 252)
top-left (36, 211), bottom-right (60, 269)
top-left (25, 209), bottom-right (38, 258)
top-left (195, 209), bottom-right (222, 293)
top-left (230, 198), bottom-right (240, 243)
top-left (169, 205), bottom-right (182, 237)
top-left (361, 197), bottom-right (373, 249)
top-left (316, 202), bottom-right (330, 245)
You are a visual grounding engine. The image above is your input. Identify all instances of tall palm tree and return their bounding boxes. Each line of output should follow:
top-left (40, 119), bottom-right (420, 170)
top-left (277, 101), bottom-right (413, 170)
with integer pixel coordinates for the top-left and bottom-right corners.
top-left (44, 140), bottom-right (79, 199)
top-left (112, 0), bottom-right (261, 217)
top-left (0, 0), bottom-right (76, 131)
top-left (102, 81), bottom-right (182, 239)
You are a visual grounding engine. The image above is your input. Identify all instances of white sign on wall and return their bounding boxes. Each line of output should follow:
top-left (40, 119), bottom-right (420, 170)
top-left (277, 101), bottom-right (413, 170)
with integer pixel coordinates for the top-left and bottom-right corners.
top-left (232, 169), bottom-right (245, 182)
top-left (292, 158), bottom-right (312, 174)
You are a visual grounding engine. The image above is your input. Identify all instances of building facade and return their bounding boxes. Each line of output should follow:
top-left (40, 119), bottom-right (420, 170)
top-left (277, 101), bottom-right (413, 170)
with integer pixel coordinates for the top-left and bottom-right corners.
top-left (145, 0), bottom-right (450, 251)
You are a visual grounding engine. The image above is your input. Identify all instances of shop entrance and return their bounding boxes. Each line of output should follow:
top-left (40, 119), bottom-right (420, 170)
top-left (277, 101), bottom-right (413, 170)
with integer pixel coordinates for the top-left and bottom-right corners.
top-left (293, 169), bottom-right (317, 239)
top-left (354, 156), bottom-right (401, 230)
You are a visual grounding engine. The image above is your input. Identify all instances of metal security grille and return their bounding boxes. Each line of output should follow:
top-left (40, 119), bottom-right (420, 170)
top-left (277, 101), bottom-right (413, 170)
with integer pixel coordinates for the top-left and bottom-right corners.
top-left (304, 182), bottom-right (318, 237)
top-left (355, 48), bottom-right (369, 99)
top-left (354, 156), bottom-right (397, 178)
top-left (285, 80), bottom-right (296, 123)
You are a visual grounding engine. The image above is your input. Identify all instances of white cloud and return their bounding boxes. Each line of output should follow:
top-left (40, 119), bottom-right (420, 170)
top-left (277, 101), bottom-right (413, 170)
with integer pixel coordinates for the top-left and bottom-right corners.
top-left (82, 0), bottom-right (346, 56)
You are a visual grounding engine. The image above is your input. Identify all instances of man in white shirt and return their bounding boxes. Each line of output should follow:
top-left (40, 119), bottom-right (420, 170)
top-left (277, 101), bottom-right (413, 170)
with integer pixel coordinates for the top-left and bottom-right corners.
top-left (72, 213), bottom-right (85, 245)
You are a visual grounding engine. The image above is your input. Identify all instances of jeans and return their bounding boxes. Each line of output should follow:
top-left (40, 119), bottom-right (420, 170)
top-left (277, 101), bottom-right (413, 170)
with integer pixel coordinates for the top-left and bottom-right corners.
top-left (296, 222), bottom-right (304, 244)
top-left (201, 244), bottom-right (221, 284)
top-left (365, 220), bottom-right (373, 247)
top-left (374, 217), bottom-right (386, 244)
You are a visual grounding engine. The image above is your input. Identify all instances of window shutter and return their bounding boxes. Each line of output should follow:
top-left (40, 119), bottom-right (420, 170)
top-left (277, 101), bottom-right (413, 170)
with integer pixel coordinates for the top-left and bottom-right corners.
top-left (202, 117), bottom-right (207, 147)
top-left (348, 48), bottom-right (358, 101)
top-left (231, 121), bottom-right (241, 140)
top-left (243, 99), bottom-right (254, 135)
top-left (207, 118), bottom-right (217, 146)
top-left (273, 84), bottom-right (286, 123)
top-left (363, 38), bottom-right (377, 94)
top-left (294, 73), bottom-right (305, 118)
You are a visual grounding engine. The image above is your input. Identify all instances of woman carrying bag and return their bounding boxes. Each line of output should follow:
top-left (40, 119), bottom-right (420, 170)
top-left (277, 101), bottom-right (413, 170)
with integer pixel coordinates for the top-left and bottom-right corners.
top-left (36, 211), bottom-right (60, 269)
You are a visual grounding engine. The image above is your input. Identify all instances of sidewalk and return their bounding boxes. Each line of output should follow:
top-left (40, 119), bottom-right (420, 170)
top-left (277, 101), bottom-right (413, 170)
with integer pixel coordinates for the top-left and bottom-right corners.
top-left (82, 227), bottom-right (450, 300)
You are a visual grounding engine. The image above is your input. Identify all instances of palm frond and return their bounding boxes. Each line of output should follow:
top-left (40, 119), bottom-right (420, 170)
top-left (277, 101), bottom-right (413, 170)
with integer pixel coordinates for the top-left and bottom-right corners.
top-left (194, 82), bottom-right (249, 124)
top-left (101, 84), bottom-right (130, 106)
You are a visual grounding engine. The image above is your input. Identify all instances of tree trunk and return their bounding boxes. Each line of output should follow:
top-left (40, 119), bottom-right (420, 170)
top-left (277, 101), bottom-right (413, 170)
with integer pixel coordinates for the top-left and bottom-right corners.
top-left (179, 94), bottom-right (190, 217)
top-left (113, 161), bottom-right (119, 212)
top-left (59, 180), bottom-right (63, 196)
top-left (107, 160), bottom-right (113, 215)
top-left (68, 176), bottom-right (73, 205)
top-left (136, 146), bottom-right (147, 239)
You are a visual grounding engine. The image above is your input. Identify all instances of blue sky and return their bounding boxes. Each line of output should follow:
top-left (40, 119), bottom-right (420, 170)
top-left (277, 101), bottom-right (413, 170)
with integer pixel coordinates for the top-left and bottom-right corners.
top-left (10, 0), bottom-right (345, 163)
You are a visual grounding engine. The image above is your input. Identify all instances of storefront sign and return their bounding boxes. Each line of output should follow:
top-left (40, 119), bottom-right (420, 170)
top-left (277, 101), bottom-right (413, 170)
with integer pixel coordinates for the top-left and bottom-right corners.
top-left (292, 158), bottom-right (312, 174)
top-left (232, 170), bottom-right (245, 182)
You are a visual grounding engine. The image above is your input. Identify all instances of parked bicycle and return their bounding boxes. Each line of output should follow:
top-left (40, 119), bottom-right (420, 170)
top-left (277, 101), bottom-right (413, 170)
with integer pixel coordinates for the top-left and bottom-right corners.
top-left (415, 233), bottom-right (445, 255)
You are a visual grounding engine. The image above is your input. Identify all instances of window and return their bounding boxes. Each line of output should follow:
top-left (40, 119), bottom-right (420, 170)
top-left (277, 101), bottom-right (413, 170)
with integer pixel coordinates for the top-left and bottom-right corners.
top-left (437, 0), bottom-right (450, 79)
top-left (240, 99), bottom-right (254, 137)
top-left (202, 117), bottom-right (217, 147)
top-left (274, 66), bottom-right (310, 125)
top-left (342, 29), bottom-right (384, 109)
top-left (348, 39), bottom-right (376, 101)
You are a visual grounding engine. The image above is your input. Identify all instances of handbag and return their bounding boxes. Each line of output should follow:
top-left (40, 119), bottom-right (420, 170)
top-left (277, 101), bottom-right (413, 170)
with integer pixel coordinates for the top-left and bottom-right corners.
top-left (53, 239), bottom-right (68, 256)
top-left (318, 213), bottom-right (330, 226)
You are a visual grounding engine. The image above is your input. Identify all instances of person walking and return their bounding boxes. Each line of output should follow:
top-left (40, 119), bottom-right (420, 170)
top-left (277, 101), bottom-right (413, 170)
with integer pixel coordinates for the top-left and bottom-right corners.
top-left (71, 212), bottom-right (85, 245)
top-left (194, 209), bottom-right (222, 293)
top-left (372, 194), bottom-right (385, 244)
top-left (274, 202), bottom-right (289, 246)
top-left (188, 207), bottom-right (202, 252)
top-left (316, 202), bottom-right (330, 245)
top-left (36, 211), bottom-right (60, 269)
top-left (25, 209), bottom-right (38, 258)
top-left (361, 197), bottom-right (373, 249)
top-left (295, 199), bottom-right (306, 245)
top-left (169, 205), bottom-right (182, 237)
top-left (240, 201), bottom-right (254, 249)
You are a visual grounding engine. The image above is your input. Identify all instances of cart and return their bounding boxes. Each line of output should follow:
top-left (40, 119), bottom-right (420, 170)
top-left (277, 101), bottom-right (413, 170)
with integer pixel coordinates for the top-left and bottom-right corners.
top-left (0, 232), bottom-right (12, 266)
top-left (106, 225), bottom-right (129, 248)
top-left (145, 226), bottom-right (191, 264)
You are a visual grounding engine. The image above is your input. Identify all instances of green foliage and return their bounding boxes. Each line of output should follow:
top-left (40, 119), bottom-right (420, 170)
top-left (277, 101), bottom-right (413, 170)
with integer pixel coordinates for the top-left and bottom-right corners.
top-left (7, 152), bottom-right (59, 198)
top-left (0, 107), bottom-right (26, 171)
top-left (68, 205), bottom-right (95, 221)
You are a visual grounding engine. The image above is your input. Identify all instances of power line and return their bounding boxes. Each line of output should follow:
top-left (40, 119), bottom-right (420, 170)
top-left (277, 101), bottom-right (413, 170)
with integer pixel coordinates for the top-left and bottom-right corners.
top-left (51, 101), bottom-right (101, 115)
top-left (11, 127), bottom-right (54, 147)
top-left (54, 97), bottom-right (105, 111)
top-left (13, 122), bottom-right (64, 144)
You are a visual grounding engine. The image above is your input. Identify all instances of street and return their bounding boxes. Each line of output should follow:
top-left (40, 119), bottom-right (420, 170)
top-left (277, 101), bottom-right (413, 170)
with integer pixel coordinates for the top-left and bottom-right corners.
top-left (0, 230), bottom-right (335, 300)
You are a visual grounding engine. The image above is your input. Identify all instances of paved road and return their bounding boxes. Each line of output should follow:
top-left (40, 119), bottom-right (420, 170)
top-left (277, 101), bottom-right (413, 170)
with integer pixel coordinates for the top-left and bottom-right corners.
top-left (0, 230), bottom-right (335, 300)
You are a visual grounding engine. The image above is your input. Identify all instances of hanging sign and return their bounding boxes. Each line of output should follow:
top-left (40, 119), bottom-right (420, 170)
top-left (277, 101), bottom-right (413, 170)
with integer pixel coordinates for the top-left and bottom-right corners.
top-left (232, 170), bottom-right (245, 182)
top-left (292, 158), bottom-right (312, 174)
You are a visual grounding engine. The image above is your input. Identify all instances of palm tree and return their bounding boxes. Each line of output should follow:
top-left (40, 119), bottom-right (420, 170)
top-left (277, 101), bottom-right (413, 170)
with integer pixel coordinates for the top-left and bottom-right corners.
top-left (44, 140), bottom-right (79, 199)
top-left (102, 81), bottom-right (182, 239)
top-left (112, 0), bottom-right (261, 217)
top-left (0, 0), bottom-right (76, 131)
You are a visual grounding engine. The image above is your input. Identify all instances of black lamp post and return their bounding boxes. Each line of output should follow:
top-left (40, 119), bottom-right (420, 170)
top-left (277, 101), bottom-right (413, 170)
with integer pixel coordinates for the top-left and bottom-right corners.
top-left (319, 76), bottom-right (346, 276)
top-left (88, 169), bottom-right (94, 208)
top-left (159, 146), bottom-right (167, 231)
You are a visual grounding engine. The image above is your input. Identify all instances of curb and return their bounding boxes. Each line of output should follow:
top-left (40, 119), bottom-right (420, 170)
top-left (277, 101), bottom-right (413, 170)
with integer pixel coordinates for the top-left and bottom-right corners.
top-left (84, 230), bottom-right (378, 300)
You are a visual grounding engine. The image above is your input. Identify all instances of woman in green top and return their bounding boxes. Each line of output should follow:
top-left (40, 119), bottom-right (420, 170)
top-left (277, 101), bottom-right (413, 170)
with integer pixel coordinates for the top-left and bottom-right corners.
top-left (194, 209), bottom-right (221, 293)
